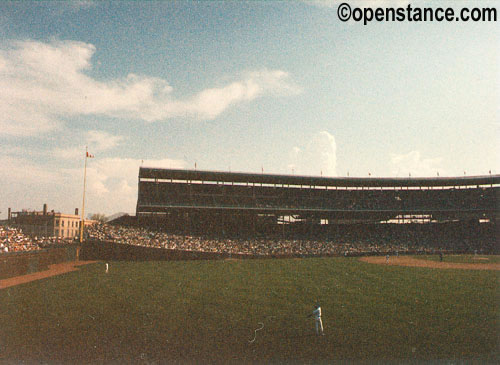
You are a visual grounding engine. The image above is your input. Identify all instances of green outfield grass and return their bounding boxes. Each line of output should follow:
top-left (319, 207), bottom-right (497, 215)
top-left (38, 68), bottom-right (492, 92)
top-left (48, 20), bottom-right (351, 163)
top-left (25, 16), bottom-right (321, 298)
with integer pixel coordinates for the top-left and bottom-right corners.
top-left (1, 256), bottom-right (498, 363)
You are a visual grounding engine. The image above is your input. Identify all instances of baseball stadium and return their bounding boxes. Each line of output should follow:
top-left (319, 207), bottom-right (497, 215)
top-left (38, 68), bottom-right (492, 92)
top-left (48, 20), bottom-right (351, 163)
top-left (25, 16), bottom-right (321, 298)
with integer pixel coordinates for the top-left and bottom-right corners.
top-left (1, 168), bottom-right (499, 363)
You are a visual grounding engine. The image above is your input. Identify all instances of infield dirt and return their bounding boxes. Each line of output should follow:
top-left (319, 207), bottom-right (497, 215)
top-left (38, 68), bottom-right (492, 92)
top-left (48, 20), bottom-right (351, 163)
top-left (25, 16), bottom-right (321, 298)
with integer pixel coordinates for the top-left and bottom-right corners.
top-left (360, 256), bottom-right (500, 270)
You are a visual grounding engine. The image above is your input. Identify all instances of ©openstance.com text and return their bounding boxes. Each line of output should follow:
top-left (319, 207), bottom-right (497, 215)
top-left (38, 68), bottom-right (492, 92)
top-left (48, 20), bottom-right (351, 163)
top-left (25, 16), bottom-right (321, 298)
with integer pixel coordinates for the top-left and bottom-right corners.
top-left (337, 2), bottom-right (497, 25)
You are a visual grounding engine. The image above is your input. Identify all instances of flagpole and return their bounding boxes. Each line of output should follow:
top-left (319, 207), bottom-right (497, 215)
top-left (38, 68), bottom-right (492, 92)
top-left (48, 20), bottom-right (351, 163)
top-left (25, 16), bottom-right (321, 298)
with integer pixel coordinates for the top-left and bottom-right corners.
top-left (79, 146), bottom-right (88, 244)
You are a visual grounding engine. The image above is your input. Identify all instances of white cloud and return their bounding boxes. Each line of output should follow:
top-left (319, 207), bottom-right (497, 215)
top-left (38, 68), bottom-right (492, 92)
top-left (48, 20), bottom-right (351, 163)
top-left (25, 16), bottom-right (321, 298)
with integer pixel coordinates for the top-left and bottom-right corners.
top-left (0, 155), bottom-right (81, 218)
top-left (287, 131), bottom-right (337, 177)
top-left (45, 0), bottom-right (97, 16)
top-left (86, 130), bottom-right (124, 151)
top-left (84, 157), bottom-right (186, 214)
top-left (0, 155), bottom-right (186, 217)
top-left (51, 130), bottom-right (124, 160)
top-left (187, 70), bottom-right (299, 120)
top-left (390, 150), bottom-right (446, 177)
top-left (70, 1), bottom-right (96, 10)
top-left (0, 103), bottom-right (61, 136)
top-left (0, 40), bottom-right (299, 136)
top-left (51, 147), bottom-right (83, 161)
top-left (0, 155), bottom-right (67, 184)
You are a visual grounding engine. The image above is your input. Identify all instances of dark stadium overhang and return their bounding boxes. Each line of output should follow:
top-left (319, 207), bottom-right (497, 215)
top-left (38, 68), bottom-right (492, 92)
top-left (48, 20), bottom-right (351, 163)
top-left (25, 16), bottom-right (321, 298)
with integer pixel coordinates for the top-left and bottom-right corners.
top-left (139, 167), bottom-right (500, 188)
top-left (136, 204), bottom-right (496, 218)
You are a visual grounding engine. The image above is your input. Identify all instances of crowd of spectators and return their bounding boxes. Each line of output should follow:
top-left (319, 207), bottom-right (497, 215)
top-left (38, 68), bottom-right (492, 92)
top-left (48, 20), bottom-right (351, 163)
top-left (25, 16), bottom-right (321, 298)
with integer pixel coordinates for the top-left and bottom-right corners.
top-left (86, 223), bottom-right (478, 257)
top-left (0, 226), bottom-right (40, 253)
top-left (0, 226), bottom-right (75, 253)
top-left (2, 221), bottom-right (495, 256)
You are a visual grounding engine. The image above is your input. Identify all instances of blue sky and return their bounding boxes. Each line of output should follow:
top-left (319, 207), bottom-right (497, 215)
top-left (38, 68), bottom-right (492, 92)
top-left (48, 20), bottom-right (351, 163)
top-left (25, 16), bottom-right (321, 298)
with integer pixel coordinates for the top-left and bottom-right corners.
top-left (0, 0), bottom-right (498, 218)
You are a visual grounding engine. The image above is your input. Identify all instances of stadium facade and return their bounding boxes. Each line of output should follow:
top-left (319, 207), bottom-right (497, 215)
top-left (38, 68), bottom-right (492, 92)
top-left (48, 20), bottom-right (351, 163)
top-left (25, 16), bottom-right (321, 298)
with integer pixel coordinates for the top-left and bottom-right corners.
top-left (136, 168), bottom-right (499, 237)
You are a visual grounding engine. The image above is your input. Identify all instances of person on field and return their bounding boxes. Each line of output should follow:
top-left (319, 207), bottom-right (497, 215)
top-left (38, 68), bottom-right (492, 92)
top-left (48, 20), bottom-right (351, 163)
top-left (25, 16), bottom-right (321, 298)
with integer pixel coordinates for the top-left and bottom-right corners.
top-left (308, 303), bottom-right (324, 335)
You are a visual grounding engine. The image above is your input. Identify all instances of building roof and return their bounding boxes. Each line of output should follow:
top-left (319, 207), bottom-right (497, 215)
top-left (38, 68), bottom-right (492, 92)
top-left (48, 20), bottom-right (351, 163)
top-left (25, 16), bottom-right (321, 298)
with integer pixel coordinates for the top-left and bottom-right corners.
top-left (139, 167), bottom-right (500, 188)
top-left (13, 211), bottom-right (80, 219)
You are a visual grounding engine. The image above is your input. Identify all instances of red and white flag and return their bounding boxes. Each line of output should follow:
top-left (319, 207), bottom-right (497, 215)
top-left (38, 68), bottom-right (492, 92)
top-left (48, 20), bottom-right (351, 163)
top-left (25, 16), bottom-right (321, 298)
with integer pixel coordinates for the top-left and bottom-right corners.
top-left (86, 152), bottom-right (94, 158)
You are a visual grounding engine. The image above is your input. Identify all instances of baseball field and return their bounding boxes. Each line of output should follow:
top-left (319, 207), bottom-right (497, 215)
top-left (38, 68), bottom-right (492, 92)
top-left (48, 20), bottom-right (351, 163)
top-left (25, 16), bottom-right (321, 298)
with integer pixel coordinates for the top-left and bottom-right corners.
top-left (1, 255), bottom-right (498, 363)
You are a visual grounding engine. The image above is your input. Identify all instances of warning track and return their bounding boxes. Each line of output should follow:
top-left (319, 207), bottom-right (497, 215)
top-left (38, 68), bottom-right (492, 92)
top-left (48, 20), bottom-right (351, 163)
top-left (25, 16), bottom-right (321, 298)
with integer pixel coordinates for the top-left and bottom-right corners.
top-left (0, 261), bottom-right (98, 289)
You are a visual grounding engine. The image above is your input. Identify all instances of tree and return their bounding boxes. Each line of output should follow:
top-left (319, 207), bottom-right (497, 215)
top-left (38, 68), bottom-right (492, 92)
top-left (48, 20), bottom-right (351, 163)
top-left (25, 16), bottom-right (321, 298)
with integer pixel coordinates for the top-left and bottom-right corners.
top-left (89, 213), bottom-right (107, 223)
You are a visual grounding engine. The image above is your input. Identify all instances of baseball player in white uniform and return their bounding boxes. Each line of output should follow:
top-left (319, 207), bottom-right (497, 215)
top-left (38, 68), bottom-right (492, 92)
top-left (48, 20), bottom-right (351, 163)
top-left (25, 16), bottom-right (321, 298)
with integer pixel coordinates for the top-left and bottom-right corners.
top-left (309, 304), bottom-right (324, 335)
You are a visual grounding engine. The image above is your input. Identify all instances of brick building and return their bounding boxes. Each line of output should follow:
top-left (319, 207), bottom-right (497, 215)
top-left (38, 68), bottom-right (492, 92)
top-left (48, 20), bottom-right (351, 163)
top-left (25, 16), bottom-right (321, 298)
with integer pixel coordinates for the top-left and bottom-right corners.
top-left (8, 204), bottom-right (94, 239)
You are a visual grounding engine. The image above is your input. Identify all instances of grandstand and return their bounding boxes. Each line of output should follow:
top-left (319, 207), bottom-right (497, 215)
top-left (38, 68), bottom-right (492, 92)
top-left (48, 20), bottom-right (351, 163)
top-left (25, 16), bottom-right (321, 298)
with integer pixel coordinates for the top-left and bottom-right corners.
top-left (136, 168), bottom-right (499, 238)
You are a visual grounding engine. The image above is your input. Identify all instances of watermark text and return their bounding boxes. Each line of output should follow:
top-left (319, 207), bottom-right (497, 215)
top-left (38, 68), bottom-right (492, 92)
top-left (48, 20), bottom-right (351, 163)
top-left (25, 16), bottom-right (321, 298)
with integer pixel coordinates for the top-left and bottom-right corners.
top-left (337, 3), bottom-right (497, 25)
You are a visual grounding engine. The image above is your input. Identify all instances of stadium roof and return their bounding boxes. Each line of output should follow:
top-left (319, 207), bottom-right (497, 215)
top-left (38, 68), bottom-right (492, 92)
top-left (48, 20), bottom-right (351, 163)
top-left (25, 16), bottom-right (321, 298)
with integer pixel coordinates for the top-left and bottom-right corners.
top-left (139, 167), bottom-right (500, 188)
